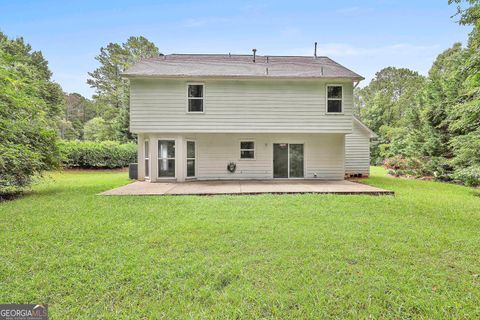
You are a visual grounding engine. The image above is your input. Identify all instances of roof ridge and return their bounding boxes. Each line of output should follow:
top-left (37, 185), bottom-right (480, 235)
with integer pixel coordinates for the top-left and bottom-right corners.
top-left (168, 53), bottom-right (329, 58)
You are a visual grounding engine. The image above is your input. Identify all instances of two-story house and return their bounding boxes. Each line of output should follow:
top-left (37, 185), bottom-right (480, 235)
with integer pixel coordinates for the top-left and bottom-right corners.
top-left (123, 53), bottom-right (376, 182)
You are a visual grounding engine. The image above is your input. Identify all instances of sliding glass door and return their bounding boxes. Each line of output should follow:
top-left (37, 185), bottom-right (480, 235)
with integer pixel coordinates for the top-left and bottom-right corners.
top-left (158, 140), bottom-right (175, 178)
top-left (273, 143), bottom-right (289, 178)
top-left (289, 144), bottom-right (304, 178)
top-left (273, 143), bottom-right (304, 178)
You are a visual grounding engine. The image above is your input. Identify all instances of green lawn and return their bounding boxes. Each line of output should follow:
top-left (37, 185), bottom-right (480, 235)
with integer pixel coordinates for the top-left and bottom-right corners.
top-left (1, 168), bottom-right (479, 319)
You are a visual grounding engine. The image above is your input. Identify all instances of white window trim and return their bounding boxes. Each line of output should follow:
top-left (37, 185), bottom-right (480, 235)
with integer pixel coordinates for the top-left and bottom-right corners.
top-left (157, 139), bottom-right (176, 179)
top-left (186, 82), bottom-right (205, 114)
top-left (239, 140), bottom-right (255, 160)
top-left (144, 139), bottom-right (150, 178)
top-left (186, 140), bottom-right (197, 179)
top-left (325, 84), bottom-right (344, 114)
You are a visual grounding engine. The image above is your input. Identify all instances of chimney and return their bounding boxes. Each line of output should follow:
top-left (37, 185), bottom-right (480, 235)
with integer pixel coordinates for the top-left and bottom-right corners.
top-left (314, 42), bottom-right (317, 58)
top-left (252, 48), bottom-right (257, 62)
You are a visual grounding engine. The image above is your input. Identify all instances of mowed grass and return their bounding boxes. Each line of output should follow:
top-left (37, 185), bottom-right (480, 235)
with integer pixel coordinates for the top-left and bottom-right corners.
top-left (1, 168), bottom-right (479, 319)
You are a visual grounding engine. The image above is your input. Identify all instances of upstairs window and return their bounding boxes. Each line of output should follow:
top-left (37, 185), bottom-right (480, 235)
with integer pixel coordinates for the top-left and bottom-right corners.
top-left (187, 84), bottom-right (204, 112)
top-left (326, 85), bottom-right (343, 113)
top-left (240, 141), bottom-right (255, 159)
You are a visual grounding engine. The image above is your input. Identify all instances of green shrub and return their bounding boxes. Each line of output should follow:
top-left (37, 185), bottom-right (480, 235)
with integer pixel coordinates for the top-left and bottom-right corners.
top-left (453, 165), bottom-right (480, 187)
top-left (383, 155), bottom-right (407, 176)
top-left (83, 117), bottom-right (116, 142)
top-left (450, 130), bottom-right (480, 168)
top-left (0, 144), bottom-right (42, 198)
top-left (423, 157), bottom-right (454, 182)
top-left (383, 155), bottom-right (480, 186)
top-left (383, 155), bottom-right (454, 180)
top-left (383, 155), bottom-right (425, 177)
top-left (59, 140), bottom-right (137, 168)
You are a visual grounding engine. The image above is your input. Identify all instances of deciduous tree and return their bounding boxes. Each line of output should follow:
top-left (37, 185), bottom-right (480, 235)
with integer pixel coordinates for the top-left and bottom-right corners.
top-left (87, 36), bottom-right (160, 142)
top-left (0, 32), bottom-right (65, 197)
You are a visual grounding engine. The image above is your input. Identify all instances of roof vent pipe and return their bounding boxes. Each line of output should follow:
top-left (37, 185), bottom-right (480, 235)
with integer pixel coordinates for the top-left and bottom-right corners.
top-left (252, 48), bottom-right (257, 62)
top-left (314, 42), bottom-right (317, 58)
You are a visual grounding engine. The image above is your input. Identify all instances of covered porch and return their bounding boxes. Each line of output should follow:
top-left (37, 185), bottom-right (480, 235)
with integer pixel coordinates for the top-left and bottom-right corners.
top-left (137, 133), bottom-right (347, 182)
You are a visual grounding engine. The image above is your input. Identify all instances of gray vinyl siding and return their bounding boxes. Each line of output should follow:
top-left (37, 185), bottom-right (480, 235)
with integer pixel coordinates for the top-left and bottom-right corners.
top-left (345, 121), bottom-right (371, 175)
top-left (140, 133), bottom-right (345, 181)
top-left (192, 133), bottom-right (345, 180)
top-left (129, 78), bottom-right (354, 133)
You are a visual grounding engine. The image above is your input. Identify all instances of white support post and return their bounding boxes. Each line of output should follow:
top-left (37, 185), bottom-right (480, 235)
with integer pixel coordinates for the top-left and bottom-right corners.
top-left (341, 133), bottom-right (346, 180)
top-left (176, 135), bottom-right (185, 182)
top-left (150, 135), bottom-right (158, 182)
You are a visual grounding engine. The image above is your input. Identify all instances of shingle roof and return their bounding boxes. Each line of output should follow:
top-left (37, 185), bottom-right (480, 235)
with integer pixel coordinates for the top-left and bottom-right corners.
top-left (353, 117), bottom-right (377, 138)
top-left (122, 54), bottom-right (364, 80)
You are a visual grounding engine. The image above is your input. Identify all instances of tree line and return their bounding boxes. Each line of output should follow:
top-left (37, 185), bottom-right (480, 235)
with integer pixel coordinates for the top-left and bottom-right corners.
top-left (61, 36), bottom-right (160, 142)
top-left (355, 0), bottom-right (480, 186)
top-left (1, 0), bottom-right (479, 197)
top-left (0, 34), bottom-right (160, 197)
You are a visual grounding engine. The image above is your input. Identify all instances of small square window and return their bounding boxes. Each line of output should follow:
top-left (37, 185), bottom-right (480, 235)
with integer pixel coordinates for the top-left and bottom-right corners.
top-left (240, 141), bottom-right (255, 159)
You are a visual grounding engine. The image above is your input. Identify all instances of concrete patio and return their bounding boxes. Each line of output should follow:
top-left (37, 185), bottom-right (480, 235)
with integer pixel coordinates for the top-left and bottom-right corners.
top-left (100, 180), bottom-right (393, 196)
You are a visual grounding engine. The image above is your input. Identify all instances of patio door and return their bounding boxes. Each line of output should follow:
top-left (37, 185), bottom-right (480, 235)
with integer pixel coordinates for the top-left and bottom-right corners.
top-left (273, 143), bottom-right (304, 178)
top-left (158, 140), bottom-right (175, 178)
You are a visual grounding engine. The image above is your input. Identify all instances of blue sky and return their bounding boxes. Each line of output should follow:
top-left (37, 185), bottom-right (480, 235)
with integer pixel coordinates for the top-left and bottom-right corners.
top-left (0, 0), bottom-right (471, 98)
